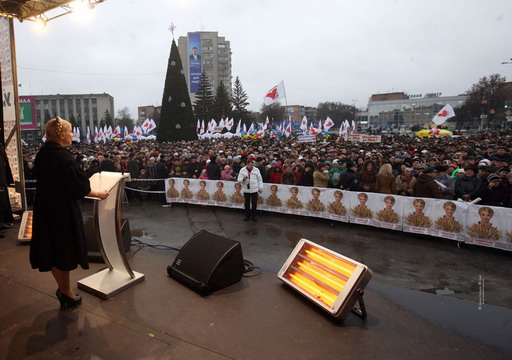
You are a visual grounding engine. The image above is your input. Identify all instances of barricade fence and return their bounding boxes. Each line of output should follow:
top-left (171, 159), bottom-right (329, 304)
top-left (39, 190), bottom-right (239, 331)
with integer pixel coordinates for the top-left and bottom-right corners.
top-left (24, 178), bottom-right (512, 252)
top-left (164, 178), bottom-right (512, 252)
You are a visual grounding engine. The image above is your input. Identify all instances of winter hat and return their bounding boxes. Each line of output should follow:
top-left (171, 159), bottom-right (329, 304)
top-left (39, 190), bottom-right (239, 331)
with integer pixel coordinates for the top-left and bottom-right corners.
top-left (487, 174), bottom-right (501, 183)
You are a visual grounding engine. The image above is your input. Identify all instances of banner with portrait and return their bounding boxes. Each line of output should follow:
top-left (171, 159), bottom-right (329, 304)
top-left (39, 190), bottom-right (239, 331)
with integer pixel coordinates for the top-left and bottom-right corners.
top-left (465, 204), bottom-right (512, 251)
top-left (188, 33), bottom-right (202, 93)
top-left (164, 178), bottom-right (512, 252)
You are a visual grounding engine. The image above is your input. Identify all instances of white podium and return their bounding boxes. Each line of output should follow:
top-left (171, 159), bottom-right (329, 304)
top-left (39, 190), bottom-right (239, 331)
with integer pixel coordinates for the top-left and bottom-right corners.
top-left (78, 172), bottom-right (145, 299)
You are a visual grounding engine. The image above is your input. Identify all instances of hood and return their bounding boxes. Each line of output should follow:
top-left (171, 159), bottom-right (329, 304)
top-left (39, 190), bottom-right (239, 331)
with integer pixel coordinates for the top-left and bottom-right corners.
top-left (362, 160), bottom-right (377, 174)
top-left (417, 173), bottom-right (435, 184)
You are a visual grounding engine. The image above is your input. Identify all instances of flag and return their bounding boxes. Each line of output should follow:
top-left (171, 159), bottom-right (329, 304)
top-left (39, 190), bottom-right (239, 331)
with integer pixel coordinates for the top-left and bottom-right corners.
top-left (300, 116), bottom-right (308, 132)
top-left (86, 126), bottom-right (91, 143)
top-left (432, 104), bottom-right (455, 125)
top-left (142, 118), bottom-right (151, 133)
top-left (317, 119), bottom-right (322, 133)
top-left (235, 120), bottom-right (241, 135)
top-left (94, 126), bottom-right (98, 142)
top-left (263, 116), bottom-right (270, 130)
top-left (227, 118), bottom-right (234, 131)
top-left (149, 119), bottom-right (157, 132)
top-left (243, 123), bottom-right (247, 133)
top-left (351, 120), bottom-right (356, 132)
top-left (309, 123), bottom-right (319, 135)
top-left (285, 121), bottom-right (292, 137)
top-left (124, 126), bottom-right (129, 137)
top-left (113, 125), bottom-right (121, 137)
top-left (200, 120), bottom-right (205, 134)
top-left (248, 123), bottom-right (254, 133)
top-left (263, 81), bottom-right (286, 106)
top-left (323, 117), bottom-right (334, 131)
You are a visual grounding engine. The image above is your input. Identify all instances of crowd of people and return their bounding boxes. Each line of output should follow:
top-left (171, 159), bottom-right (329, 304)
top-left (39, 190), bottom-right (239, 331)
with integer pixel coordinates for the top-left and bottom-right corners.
top-left (22, 130), bottom-right (512, 207)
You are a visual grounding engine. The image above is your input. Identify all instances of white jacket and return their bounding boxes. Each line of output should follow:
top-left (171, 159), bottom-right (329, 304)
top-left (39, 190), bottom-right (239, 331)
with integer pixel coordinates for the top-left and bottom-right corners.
top-left (237, 166), bottom-right (264, 193)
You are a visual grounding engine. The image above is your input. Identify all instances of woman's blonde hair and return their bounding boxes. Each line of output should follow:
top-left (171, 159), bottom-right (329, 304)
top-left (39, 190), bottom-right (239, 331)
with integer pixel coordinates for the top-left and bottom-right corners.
top-left (443, 201), bottom-right (456, 211)
top-left (378, 163), bottom-right (392, 176)
top-left (45, 117), bottom-right (71, 142)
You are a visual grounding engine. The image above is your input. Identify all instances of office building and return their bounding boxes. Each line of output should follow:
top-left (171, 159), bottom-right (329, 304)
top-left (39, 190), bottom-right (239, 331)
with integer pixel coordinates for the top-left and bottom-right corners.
top-left (283, 105), bottom-right (318, 123)
top-left (178, 32), bottom-right (232, 103)
top-left (137, 105), bottom-right (161, 124)
top-left (356, 92), bottom-right (468, 130)
top-left (20, 93), bottom-right (114, 142)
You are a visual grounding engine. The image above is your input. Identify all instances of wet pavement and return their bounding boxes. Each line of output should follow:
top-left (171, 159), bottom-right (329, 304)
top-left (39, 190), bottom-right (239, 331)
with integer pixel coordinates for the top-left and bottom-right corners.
top-left (114, 201), bottom-right (512, 309)
top-left (0, 199), bottom-right (511, 359)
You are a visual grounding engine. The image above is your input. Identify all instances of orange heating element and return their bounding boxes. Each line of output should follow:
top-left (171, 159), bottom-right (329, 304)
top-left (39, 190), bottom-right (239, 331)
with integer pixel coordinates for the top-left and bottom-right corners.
top-left (24, 212), bottom-right (33, 238)
top-left (288, 246), bottom-right (357, 307)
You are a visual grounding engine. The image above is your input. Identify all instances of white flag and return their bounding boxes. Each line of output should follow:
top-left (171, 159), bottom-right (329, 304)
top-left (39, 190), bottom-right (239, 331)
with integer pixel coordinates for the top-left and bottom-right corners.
top-left (235, 120), bottom-right (241, 135)
top-left (248, 123), bottom-right (254, 133)
top-left (323, 117), bottom-right (334, 131)
top-left (86, 126), bottom-right (91, 143)
top-left (432, 104), bottom-right (455, 125)
top-left (263, 81), bottom-right (286, 106)
top-left (285, 121), bottom-right (292, 137)
top-left (300, 116), bottom-right (308, 132)
top-left (243, 123), bottom-right (247, 133)
top-left (263, 116), bottom-right (270, 130)
top-left (142, 118), bottom-right (151, 133)
top-left (351, 120), bottom-right (356, 132)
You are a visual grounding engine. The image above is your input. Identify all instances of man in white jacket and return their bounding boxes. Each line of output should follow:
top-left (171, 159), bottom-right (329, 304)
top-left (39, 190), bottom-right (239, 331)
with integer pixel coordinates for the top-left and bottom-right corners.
top-left (237, 159), bottom-right (264, 221)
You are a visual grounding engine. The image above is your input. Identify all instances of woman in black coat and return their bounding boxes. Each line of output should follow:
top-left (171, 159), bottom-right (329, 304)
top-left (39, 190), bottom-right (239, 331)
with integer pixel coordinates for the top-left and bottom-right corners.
top-left (30, 117), bottom-right (108, 309)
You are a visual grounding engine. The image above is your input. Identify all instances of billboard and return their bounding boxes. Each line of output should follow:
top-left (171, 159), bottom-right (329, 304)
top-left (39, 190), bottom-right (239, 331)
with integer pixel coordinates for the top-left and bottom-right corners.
top-left (19, 96), bottom-right (37, 129)
top-left (188, 33), bottom-right (202, 93)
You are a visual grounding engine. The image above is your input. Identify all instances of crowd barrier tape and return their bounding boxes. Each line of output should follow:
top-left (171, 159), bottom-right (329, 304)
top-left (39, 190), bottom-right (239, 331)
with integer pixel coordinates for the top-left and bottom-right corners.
top-left (164, 178), bottom-right (512, 252)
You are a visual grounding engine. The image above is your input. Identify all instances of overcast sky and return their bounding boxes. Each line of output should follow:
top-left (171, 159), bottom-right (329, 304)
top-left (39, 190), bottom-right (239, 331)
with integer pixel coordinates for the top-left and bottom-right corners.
top-left (13, 0), bottom-right (512, 119)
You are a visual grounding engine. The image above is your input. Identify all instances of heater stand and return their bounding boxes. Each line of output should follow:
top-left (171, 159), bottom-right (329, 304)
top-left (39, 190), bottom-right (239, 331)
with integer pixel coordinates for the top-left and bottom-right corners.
top-left (351, 289), bottom-right (367, 319)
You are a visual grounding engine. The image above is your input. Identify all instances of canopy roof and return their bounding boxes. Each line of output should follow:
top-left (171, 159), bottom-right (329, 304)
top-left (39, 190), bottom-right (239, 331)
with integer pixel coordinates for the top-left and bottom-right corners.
top-left (0, 0), bottom-right (104, 21)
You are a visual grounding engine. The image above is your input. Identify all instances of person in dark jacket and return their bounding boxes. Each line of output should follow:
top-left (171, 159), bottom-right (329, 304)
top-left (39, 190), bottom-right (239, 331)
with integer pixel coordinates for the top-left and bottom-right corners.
top-left (185, 155), bottom-right (202, 178)
top-left (339, 160), bottom-right (359, 191)
top-left (207, 155), bottom-right (221, 180)
top-left (359, 160), bottom-right (377, 192)
top-left (100, 154), bottom-right (115, 172)
top-left (454, 165), bottom-right (482, 201)
top-left (413, 167), bottom-right (442, 198)
top-left (478, 174), bottom-right (509, 207)
top-left (30, 117), bottom-right (108, 309)
top-left (85, 159), bottom-right (100, 178)
top-left (299, 162), bottom-right (314, 186)
top-left (280, 165), bottom-right (296, 185)
top-left (434, 165), bottom-right (454, 199)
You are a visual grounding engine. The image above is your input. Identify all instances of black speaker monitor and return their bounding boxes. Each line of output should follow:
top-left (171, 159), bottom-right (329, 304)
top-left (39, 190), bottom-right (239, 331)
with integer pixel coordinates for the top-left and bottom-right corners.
top-left (84, 217), bottom-right (131, 262)
top-left (167, 230), bottom-right (244, 295)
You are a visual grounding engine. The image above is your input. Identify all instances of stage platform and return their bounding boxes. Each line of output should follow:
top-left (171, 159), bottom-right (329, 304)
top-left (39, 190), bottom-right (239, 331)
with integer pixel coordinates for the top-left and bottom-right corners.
top-left (1, 202), bottom-right (511, 359)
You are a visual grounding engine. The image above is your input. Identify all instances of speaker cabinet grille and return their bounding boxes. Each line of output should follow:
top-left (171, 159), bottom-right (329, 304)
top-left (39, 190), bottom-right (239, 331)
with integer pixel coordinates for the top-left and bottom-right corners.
top-left (167, 230), bottom-right (244, 295)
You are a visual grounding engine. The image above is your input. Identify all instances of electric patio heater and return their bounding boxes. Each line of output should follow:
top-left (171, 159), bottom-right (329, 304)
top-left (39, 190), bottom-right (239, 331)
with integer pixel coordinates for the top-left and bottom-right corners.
top-left (278, 239), bottom-right (372, 321)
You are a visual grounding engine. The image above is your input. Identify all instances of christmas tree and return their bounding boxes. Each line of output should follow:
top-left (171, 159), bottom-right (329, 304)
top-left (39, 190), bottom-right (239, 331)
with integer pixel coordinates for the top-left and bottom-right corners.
top-left (231, 76), bottom-right (250, 123)
top-left (193, 71), bottom-right (215, 121)
top-left (213, 80), bottom-right (232, 121)
top-left (157, 39), bottom-right (196, 141)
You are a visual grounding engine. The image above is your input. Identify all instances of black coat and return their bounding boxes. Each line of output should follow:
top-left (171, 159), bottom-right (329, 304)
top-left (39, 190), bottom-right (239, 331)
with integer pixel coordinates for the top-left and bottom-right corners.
top-left (30, 142), bottom-right (91, 272)
top-left (339, 170), bottom-right (359, 191)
